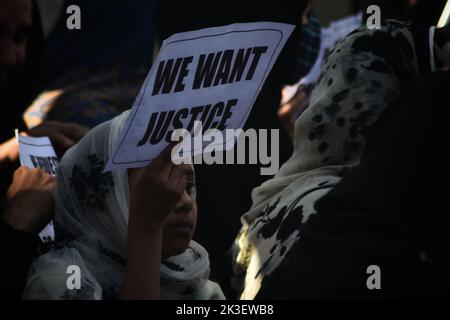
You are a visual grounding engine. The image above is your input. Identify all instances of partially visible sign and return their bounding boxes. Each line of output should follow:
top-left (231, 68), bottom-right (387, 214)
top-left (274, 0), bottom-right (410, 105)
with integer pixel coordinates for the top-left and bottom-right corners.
top-left (282, 13), bottom-right (363, 104)
top-left (16, 131), bottom-right (58, 242)
top-left (302, 12), bottom-right (363, 86)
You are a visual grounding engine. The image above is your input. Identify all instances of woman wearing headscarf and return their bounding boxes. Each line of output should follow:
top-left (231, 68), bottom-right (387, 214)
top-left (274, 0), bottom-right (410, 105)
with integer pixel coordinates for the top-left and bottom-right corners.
top-left (256, 69), bottom-right (450, 299)
top-left (233, 18), bottom-right (450, 299)
top-left (155, 2), bottom-right (318, 284)
top-left (22, 111), bottom-right (224, 300)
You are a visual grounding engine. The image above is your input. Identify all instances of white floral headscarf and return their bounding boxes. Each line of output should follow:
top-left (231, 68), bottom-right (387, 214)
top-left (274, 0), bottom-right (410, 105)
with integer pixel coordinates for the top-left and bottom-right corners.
top-left (23, 110), bottom-right (224, 300)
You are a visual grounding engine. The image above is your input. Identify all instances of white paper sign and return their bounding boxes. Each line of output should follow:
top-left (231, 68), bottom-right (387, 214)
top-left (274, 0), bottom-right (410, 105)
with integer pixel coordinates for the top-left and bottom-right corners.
top-left (16, 132), bottom-right (58, 242)
top-left (106, 22), bottom-right (295, 171)
top-left (281, 13), bottom-right (363, 105)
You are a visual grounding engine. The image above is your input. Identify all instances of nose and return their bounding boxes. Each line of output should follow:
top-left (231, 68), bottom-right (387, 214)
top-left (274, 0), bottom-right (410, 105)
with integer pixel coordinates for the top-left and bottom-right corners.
top-left (173, 191), bottom-right (194, 214)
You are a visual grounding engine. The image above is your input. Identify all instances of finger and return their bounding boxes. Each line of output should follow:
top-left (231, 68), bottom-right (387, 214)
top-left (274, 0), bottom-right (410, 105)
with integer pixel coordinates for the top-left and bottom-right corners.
top-left (148, 156), bottom-right (172, 179)
top-left (163, 141), bottom-right (179, 164)
top-left (150, 142), bottom-right (178, 176)
top-left (46, 178), bottom-right (57, 192)
top-left (14, 166), bottom-right (28, 177)
top-left (170, 165), bottom-right (188, 195)
top-left (168, 161), bottom-right (181, 178)
top-left (45, 174), bottom-right (56, 184)
top-left (29, 167), bottom-right (45, 178)
top-left (163, 142), bottom-right (181, 177)
top-left (151, 144), bottom-right (172, 167)
top-left (177, 171), bottom-right (188, 197)
top-left (29, 168), bottom-right (53, 185)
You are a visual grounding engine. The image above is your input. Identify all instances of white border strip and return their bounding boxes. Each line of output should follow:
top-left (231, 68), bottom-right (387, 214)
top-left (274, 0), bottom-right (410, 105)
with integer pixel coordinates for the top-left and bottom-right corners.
top-left (429, 26), bottom-right (436, 72)
top-left (438, 0), bottom-right (450, 28)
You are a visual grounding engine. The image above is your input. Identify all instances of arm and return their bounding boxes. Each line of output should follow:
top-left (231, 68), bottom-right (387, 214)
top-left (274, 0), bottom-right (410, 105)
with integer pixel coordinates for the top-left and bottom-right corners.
top-left (0, 167), bottom-right (55, 299)
top-left (120, 145), bottom-right (187, 299)
top-left (120, 222), bottom-right (164, 299)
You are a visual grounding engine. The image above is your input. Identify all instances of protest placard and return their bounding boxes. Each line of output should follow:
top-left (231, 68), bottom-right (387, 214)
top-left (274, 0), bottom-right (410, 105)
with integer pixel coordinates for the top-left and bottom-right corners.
top-left (106, 22), bottom-right (295, 171)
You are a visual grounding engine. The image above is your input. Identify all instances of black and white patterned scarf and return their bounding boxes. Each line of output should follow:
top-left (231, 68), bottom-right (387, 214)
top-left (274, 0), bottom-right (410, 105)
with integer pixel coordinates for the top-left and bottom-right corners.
top-left (233, 20), bottom-right (440, 299)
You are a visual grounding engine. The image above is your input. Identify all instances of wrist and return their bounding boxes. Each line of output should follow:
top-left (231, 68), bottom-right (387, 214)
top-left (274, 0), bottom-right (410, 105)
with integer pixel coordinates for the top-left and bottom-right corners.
top-left (2, 207), bottom-right (35, 234)
top-left (128, 216), bottom-right (164, 240)
top-left (127, 222), bottom-right (163, 258)
top-left (128, 201), bottom-right (168, 231)
top-left (0, 137), bottom-right (19, 163)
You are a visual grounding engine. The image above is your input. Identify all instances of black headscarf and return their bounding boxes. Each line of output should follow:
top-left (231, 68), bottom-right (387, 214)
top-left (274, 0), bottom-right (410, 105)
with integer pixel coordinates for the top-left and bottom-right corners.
top-left (405, 0), bottom-right (448, 26)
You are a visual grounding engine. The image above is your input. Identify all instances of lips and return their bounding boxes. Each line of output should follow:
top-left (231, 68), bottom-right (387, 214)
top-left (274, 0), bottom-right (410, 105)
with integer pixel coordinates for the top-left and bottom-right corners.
top-left (167, 221), bottom-right (194, 234)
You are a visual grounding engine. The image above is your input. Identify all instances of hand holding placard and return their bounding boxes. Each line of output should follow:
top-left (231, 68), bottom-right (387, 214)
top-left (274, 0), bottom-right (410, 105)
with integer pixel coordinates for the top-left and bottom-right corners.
top-left (15, 132), bottom-right (59, 241)
top-left (128, 143), bottom-right (188, 230)
top-left (3, 167), bottom-right (55, 236)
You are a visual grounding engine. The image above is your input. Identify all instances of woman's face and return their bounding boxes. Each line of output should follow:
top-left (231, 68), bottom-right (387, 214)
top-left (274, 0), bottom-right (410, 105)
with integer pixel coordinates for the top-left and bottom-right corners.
top-left (0, 0), bottom-right (32, 87)
top-left (128, 164), bottom-right (197, 258)
top-left (161, 165), bottom-right (197, 257)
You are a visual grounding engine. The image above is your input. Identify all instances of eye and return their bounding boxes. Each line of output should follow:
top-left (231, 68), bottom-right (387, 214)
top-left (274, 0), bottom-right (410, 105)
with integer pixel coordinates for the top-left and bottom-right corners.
top-left (186, 181), bottom-right (195, 195)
